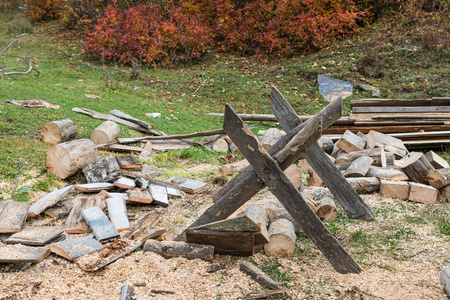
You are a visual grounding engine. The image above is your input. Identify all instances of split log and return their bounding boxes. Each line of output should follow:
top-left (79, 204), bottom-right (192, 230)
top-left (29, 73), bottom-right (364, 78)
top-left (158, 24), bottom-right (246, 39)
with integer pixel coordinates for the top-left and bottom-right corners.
top-left (440, 267), bottom-right (450, 297)
top-left (212, 138), bottom-right (229, 152)
top-left (261, 128), bottom-right (283, 150)
top-left (408, 182), bottom-right (438, 204)
top-left (315, 193), bottom-right (338, 221)
top-left (41, 119), bottom-right (77, 144)
top-left (284, 165), bottom-right (303, 190)
top-left (335, 151), bottom-right (350, 164)
top-left (220, 160), bottom-right (250, 176)
top-left (397, 152), bottom-right (434, 184)
top-left (336, 130), bottom-right (366, 153)
top-left (346, 177), bottom-right (380, 194)
top-left (239, 261), bottom-right (282, 290)
top-left (46, 139), bottom-right (98, 179)
top-left (244, 205), bottom-right (269, 245)
top-left (318, 136), bottom-right (334, 154)
top-left (366, 167), bottom-right (409, 181)
top-left (346, 148), bottom-right (394, 167)
top-left (428, 168), bottom-right (450, 189)
top-left (90, 121), bottom-right (120, 144)
top-left (425, 150), bottom-right (449, 169)
top-left (143, 240), bottom-right (214, 261)
top-left (28, 185), bottom-right (73, 217)
top-left (83, 156), bottom-right (121, 183)
top-left (264, 219), bottom-right (296, 258)
top-left (380, 180), bottom-right (409, 200)
top-left (344, 157), bottom-right (373, 178)
top-left (0, 201), bottom-right (29, 233)
top-left (366, 130), bottom-right (407, 152)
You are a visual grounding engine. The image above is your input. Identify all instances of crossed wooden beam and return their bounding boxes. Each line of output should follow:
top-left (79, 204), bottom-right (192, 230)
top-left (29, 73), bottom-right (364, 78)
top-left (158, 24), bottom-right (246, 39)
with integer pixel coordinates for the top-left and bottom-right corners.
top-left (180, 86), bottom-right (375, 274)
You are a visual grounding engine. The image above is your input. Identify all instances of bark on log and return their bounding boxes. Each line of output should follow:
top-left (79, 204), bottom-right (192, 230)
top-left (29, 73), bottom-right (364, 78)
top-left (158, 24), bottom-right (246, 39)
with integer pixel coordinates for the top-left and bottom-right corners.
top-left (41, 119), bottom-right (77, 144)
top-left (346, 177), bottom-right (380, 194)
top-left (366, 167), bottom-right (408, 181)
top-left (398, 152), bottom-right (434, 184)
top-left (427, 168), bottom-right (450, 189)
top-left (46, 139), bottom-right (98, 179)
top-left (315, 195), bottom-right (338, 221)
top-left (90, 121), bottom-right (120, 145)
top-left (264, 219), bottom-right (296, 258)
top-left (143, 240), bottom-right (214, 262)
top-left (344, 157), bottom-right (373, 178)
top-left (318, 136), bottom-right (334, 154)
top-left (346, 148), bottom-right (394, 167)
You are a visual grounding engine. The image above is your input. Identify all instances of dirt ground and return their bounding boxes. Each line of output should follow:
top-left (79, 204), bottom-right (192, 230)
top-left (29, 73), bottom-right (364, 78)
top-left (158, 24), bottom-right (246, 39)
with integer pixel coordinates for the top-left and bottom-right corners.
top-left (0, 182), bottom-right (449, 299)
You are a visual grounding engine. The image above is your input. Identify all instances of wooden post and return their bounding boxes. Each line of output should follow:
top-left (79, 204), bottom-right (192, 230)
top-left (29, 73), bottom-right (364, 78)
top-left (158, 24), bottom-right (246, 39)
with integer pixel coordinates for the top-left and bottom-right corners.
top-left (41, 119), bottom-right (77, 144)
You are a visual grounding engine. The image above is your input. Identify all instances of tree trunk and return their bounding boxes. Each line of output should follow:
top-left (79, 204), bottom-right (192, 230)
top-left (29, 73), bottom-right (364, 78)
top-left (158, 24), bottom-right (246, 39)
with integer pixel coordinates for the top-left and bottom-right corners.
top-left (41, 119), bottom-right (77, 144)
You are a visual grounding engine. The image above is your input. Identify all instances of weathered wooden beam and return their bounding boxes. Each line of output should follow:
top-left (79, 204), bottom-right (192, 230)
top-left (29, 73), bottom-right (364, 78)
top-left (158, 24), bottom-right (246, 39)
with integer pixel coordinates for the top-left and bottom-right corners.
top-left (223, 104), bottom-right (360, 274)
top-left (118, 129), bottom-right (225, 144)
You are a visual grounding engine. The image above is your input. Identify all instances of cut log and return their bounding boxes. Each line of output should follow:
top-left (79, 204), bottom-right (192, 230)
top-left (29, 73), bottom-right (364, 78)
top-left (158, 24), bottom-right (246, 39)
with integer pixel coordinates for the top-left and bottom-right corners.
top-left (284, 165), bottom-right (304, 190)
top-left (0, 246), bottom-right (50, 263)
top-left (366, 167), bottom-right (409, 181)
top-left (297, 159), bottom-right (324, 187)
top-left (366, 130), bottom-right (407, 151)
top-left (384, 144), bottom-right (408, 158)
top-left (116, 155), bottom-right (142, 170)
top-left (106, 195), bottom-right (130, 232)
top-left (408, 182), bottom-right (438, 204)
top-left (48, 236), bottom-right (103, 261)
top-left (45, 139), bottom-right (98, 179)
top-left (0, 201), bottom-right (29, 233)
top-left (440, 267), bottom-right (450, 297)
top-left (261, 128), bottom-right (283, 150)
top-left (253, 200), bottom-right (301, 233)
top-left (82, 206), bottom-right (120, 242)
top-left (139, 141), bottom-right (153, 159)
top-left (239, 261), bottom-right (282, 290)
top-left (143, 240), bottom-right (214, 261)
top-left (336, 130), bottom-right (366, 153)
top-left (346, 148), bottom-right (394, 167)
top-left (397, 152), bottom-right (434, 184)
top-left (220, 160), bottom-right (250, 176)
top-left (120, 285), bottom-right (134, 300)
top-left (344, 157), bottom-right (373, 178)
top-left (244, 205), bottom-right (270, 245)
top-left (315, 193), bottom-right (338, 221)
top-left (28, 185), bottom-right (74, 217)
top-left (380, 180), bottom-right (409, 200)
top-left (425, 150), bottom-right (449, 169)
top-left (75, 182), bottom-right (115, 193)
top-left (113, 177), bottom-right (136, 189)
top-left (335, 150), bottom-right (350, 164)
top-left (346, 177), bottom-right (380, 194)
top-left (41, 119), bottom-right (77, 144)
top-left (212, 138), bottom-right (229, 152)
top-left (264, 219), bottom-right (296, 258)
top-left (82, 156), bottom-right (121, 183)
top-left (185, 229), bottom-right (255, 255)
top-left (318, 136), bottom-right (334, 154)
top-left (428, 168), bottom-right (450, 189)
top-left (6, 226), bottom-right (64, 246)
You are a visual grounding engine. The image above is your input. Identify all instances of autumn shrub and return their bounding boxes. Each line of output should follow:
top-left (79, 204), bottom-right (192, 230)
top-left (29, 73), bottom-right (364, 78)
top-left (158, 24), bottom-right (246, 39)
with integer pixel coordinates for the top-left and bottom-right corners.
top-left (26, 0), bottom-right (63, 22)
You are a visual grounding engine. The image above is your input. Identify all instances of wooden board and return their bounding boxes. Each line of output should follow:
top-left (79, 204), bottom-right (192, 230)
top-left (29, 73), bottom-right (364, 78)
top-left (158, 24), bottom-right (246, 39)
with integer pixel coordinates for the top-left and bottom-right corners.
top-left (127, 189), bottom-right (153, 204)
top-left (116, 155), bottom-right (142, 170)
top-left (113, 177), bottom-right (136, 189)
top-left (353, 106), bottom-right (450, 113)
top-left (44, 194), bottom-right (76, 219)
top-left (139, 141), bottom-right (153, 159)
top-left (74, 183), bottom-right (115, 193)
top-left (65, 196), bottom-right (101, 233)
top-left (48, 236), bottom-right (104, 261)
top-left (350, 98), bottom-right (450, 107)
top-left (185, 229), bottom-right (255, 255)
top-left (166, 177), bottom-right (207, 193)
top-left (0, 245), bottom-right (50, 263)
top-left (6, 226), bottom-right (64, 246)
top-left (0, 201), bottom-right (30, 233)
top-left (102, 144), bottom-right (143, 153)
top-left (28, 185), bottom-right (73, 217)
top-left (106, 196), bottom-right (130, 232)
top-left (82, 206), bottom-right (120, 242)
top-left (148, 179), bottom-right (181, 197)
top-left (192, 215), bottom-right (260, 232)
top-left (120, 164), bottom-right (163, 179)
top-left (148, 184), bottom-right (169, 206)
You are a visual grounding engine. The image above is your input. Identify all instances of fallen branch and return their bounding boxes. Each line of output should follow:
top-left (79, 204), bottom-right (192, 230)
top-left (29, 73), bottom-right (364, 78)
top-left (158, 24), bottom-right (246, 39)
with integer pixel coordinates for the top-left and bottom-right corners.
top-left (11, 159), bottom-right (24, 199)
top-left (1, 35), bottom-right (40, 77)
top-left (117, 129), bottom-right (225, 144)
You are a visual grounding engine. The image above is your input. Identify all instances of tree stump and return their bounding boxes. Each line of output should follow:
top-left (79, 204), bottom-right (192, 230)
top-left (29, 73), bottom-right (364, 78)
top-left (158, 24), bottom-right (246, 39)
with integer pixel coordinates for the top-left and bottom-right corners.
top-left (41, 119), bottom-right (77, 144)
top-left (264, 219), bottom-right (296, 258)
top-left (45, 139), bottom-right (98, 179)
top-left (90, 121), bottom-right (120, 145)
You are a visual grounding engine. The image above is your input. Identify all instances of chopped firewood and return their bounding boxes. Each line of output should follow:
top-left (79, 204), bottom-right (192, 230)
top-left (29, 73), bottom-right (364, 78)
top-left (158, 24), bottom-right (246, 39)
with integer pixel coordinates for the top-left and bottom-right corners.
top-left (28, 185), bottom-right (73, 217)
top-left (82, 156), bottom-right (121, 183)
top-left (75, 182), bottom-right (115, 193)
top-left (0, 201), bottom-right (29, 233)
top-left (346, 177), bottom-right (380, 194)
top-left (244, 205), bottom-right (270, 245)
top-left (240, 261), bottom-right (282, 290)
top-left (116, 155), bottom-right (142, 170)
top-left (264, 219), bottom-right (296, 258)
top-left (41, 119), bottom-right (77, 144)
top-left (396, 152), bottom-right (435, 184)
top-left (366, 130), bottom-right (407, 155)
top-left (220, 160), bottom-right (250, 176)
top-left (314, 190), bottom-right (338, 221)
top-left (0, 245), bottom-right (50, 263)
top-left (346, 148), bottom-right (394, 167)
top-left (139, 141), bottom-right (153, 159)
top-left (120, 285), bottom-right (134, 300)
top-left (113, 177), bottom-right (136, 189)
top-left (48, 236), bottom-right (104, 261)
top-left (185, 229), bottom-right (255, 255)
top-left (439, 186), bottom-right (450, 202)
top-left (335, 150), bottom-right (350, 164)
top-left (261, 128), bottom-right (283, 150)
top-left (336, 130), bottom-right (366, 153)
top-left (318, 136), bottom-right (334, 154)
top-left (143, 240), bottom-right (214, 261)
top-left (380, 180), bottom-right (409, 200)
top-left (212, 138), bottom-right (229, 152)
top-left (82, 207), bottom-right (120, 242)
top-left (344, 156), bottom-right (373, 178)
top-left (6, 226), bottom-right (64, 246)
top-left (366, 167), bottom-right (409, 181)
top-left (46, 139), bottom-right (98, 179)
top-left (425, 150), bottom-right (449, 169)
top-left (408, 182), bottom-right (438, 204)
top-left (428, 168), bottom-right (450, 189)
top-left (441, 267), bottom-right (450, 297)
top-left (252, 199), bottom-right (301, 233)
top-left (90, 121), bottom-right (120, 144)
top-left (284, 165), bottom-right (303, 190)
top-left (106, 195), bottom-right (130, 232)
top-left (166, 176), bottom-right (208, 193)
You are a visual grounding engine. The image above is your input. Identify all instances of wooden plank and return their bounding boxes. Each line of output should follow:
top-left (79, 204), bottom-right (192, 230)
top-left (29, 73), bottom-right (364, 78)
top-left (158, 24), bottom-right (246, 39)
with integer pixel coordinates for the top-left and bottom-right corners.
top-left (120, 164), bottom-right (163, 179)
top-left (6, 226), bottom-right (64, 246)
top-left (185, 229), bottom-right (255, 255)
top-left (106, 196), bottom-right (130, 232)
top-left (353, 106), bottom-right (450, 113)
top-left (148, 184), bottom-right (169, 206)
top-left (350, 98), bottom-right (450, 107)
top-left (0, 201), bottom-right (29, 233)
top-left (351, 113), bottom-right (450, 121)
top-left (65, 196), bottom-right (101, 233)
top-left (48, 236), bottom-right (103, 261)
top-left (127, 189), bottom-right (153, 204)
top-left (28, 185), bottom-right (73, 217)
top-left (148, 179), bottom-right (181, 197)
top-left (166, 177), bottom-right (207, 193)
top-left (109, 109), bottom-right (156, 132)
top-left (139, 141), bottom-right (153, 159)
top-left (44, 194), bottom-right (76, 219)
top-left (223, 103), bottom-right (360, 274)
top-left (82, 206), bottom-right (120, 242)
top-left (118, 129), bottom-right (225, 144)
top-left (192, 215), bottom-right (260, 232)
top-left (116, 155), bottom-right (142, 170)
top-left (74, 183), bottom-right (115, 193)
top-left (113, 177), bottom-right (136, 189)
top-left (101, 144), bottom-right (143, 153)
top-left (0, 246), bottom-right (50, 263)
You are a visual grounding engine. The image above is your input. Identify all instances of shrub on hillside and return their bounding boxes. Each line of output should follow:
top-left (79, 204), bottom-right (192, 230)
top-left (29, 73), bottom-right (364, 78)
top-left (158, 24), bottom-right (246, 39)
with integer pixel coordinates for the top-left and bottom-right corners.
top-left (26, 0), bottom-right (62, 22)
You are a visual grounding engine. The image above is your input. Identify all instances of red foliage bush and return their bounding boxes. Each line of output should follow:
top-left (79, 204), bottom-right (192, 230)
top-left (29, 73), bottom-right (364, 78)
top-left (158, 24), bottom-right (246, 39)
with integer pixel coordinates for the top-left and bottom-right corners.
top-left (84, 0), bottom-right (366, 64)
